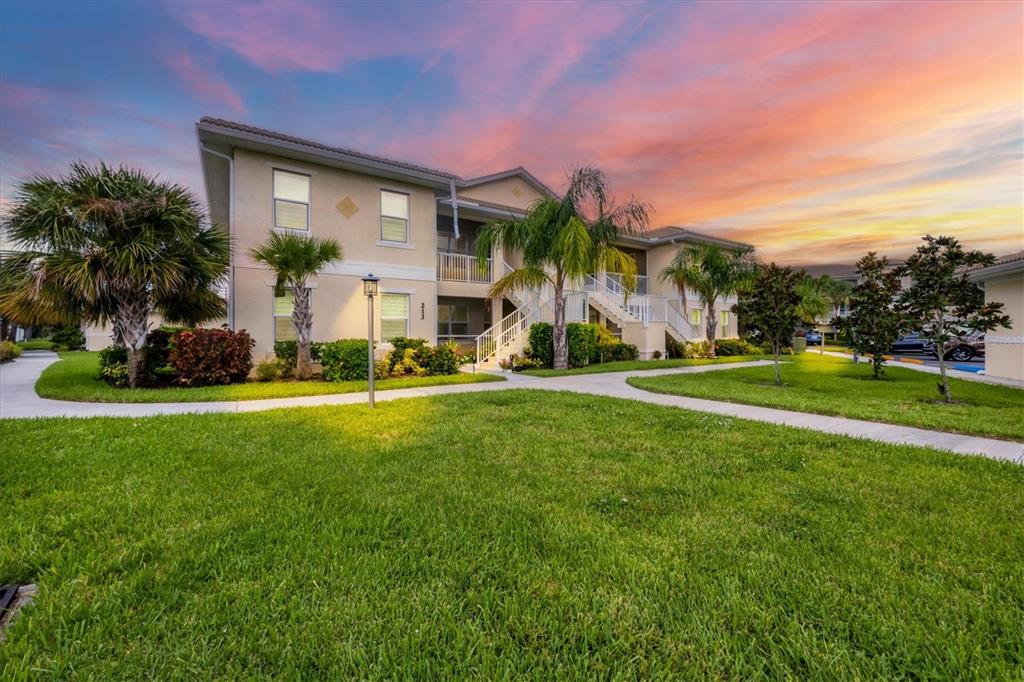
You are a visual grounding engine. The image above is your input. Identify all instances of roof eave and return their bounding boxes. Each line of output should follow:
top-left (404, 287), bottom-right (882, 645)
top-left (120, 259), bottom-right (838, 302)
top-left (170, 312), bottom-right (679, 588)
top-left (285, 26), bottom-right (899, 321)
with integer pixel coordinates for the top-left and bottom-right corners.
top-left (196, 121), bottom-right (455, 190)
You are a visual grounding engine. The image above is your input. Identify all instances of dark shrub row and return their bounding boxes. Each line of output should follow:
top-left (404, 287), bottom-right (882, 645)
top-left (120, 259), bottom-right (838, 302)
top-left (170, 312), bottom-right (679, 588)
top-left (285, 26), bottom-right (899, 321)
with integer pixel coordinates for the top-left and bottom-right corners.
top-left (316, 337), bottom-right (463, 382)
top-left (99, 327), bottom-right (254, 387)
top-left (526, 322), bottom-right (639, 368)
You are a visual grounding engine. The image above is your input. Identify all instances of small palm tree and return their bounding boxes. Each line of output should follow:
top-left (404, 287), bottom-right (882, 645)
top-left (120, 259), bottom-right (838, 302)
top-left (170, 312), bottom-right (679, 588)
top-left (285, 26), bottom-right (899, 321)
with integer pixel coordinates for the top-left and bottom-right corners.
top-left (659, 244), bottom-right (755, 357)
top-left (796, 275), bottom-right (831, 354)
top-left (476, 167), bottom-right (650, 370)
top-left (250, 231), bottom-right (342, 379)
top-left (0, 163), bottom-right (229, 387)
top-left (819, 275), bottom-right (852, 342)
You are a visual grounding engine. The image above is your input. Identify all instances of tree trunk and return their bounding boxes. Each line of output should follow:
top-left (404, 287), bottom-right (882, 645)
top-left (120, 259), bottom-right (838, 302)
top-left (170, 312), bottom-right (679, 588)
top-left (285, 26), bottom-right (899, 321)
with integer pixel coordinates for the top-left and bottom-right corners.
top-left (0, 318), bottom-right (8, 342)
top-left (552, 276), bottom-right (568, 370)
top-left (118, 287), bottom-right (152, 389)
top-left (705, 301), bottom-right (717, 358)
top-left (934, 318), bottom-right (952, 402)
top-left (292, 284), bottom-right (313, 380)
top-left (773, 342), bottom-right (782, 386)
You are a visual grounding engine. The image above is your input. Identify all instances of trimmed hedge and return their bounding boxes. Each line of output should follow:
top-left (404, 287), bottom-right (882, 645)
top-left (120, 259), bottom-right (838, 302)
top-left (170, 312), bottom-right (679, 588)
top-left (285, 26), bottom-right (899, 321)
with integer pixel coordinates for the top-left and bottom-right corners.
top-left (527, 322), bottom-right (637, 368)
top-left (272, 340), bottom-right (324, 370)
top-left (320, 339), bottom-right (371, 382)
top-left (50, 325), bottom-right (86, 351)
top-left (714, 338), bottom-right (760, 356)
top-left (169, 328), bottom-right (254, 386)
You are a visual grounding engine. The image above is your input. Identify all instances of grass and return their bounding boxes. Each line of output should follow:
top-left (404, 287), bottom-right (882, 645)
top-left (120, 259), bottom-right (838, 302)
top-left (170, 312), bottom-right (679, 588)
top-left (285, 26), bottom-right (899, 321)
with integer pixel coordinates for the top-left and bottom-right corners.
top-left (1, 390), bottom-right (1021, 678)
top-left (35, 351), bottom-right (503, 403)
top-left (628, 352), bottom-right (1024, 441)
top-left (522, 354), bottom-right (764, 377)
top-left (15, 338), bottom-right (53, 351)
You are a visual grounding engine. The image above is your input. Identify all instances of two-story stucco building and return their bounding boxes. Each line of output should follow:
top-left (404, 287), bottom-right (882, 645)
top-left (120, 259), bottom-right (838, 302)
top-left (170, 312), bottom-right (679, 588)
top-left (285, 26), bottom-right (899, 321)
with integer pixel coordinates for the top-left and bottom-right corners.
top-left (193, 117), bottom-right (751, 366)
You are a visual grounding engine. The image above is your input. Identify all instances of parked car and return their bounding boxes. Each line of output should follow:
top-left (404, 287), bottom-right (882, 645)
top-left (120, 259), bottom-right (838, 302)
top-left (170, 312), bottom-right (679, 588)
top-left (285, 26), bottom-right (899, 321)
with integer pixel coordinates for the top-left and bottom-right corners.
top-left (924, 334), bottom-right (985, 362)
top-left (890, 333), bottom-right (927, 354)
top-left (805, 331), bottom-right (823, 346)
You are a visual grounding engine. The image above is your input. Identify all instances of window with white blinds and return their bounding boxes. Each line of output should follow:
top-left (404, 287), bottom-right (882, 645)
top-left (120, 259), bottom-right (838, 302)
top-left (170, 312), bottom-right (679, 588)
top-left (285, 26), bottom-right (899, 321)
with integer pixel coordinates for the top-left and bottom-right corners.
top-left (381, 293), bottom-right (409, 340)
top-left (274, 170), bottom-right (310, 231)
top-left (274, 291), bottom-right (296, 341)
top-left (380, 190), bottom-right (409, 243)
top-left (689, 308), bottom-right (701, 328)
top-left (719, 310), bottom-right (729, 329)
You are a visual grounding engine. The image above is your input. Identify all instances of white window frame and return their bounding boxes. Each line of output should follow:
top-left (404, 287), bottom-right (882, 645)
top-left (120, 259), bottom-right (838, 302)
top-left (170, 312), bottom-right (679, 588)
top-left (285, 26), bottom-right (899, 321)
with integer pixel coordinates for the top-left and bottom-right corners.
top-left (689, 308), bottom-right (702, 328)
top-left (273, 169), bottom-right (310, 232)
top-left (380, 292), bottom-right (410, 340)
top-left (379, 189), bottom-right (410, 244)
top-left (719, 310), bottom-right (729, 329)
top-left (273, 290), bottom-right (298, 342)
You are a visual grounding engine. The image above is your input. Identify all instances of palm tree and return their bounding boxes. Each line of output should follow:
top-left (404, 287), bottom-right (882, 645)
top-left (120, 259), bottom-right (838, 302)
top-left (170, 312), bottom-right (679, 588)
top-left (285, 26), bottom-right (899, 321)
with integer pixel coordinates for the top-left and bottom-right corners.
top-left (819, 275), bottom-right (852, 342)
top-left (659, 243), bottom-right (755, 357)
top-left (0, 163), bottom-right (229, 387)
top-left (796, 275), bottom-right (831, 354)
top-left (475, 167), bottom-right (650, 370)
top-left (250, 231), bottom-right (342, 380)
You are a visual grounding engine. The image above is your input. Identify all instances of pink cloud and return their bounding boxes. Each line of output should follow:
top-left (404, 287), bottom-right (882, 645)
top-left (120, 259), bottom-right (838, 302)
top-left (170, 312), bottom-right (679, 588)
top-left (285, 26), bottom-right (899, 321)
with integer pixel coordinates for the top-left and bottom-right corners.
top-left (162, 49), bottom-right (245, 116)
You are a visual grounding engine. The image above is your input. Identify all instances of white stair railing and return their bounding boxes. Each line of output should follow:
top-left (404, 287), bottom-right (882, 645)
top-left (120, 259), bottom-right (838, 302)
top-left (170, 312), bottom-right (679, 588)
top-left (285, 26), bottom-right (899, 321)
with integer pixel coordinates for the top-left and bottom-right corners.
top-left (583, 274), bottom-right (654, 325)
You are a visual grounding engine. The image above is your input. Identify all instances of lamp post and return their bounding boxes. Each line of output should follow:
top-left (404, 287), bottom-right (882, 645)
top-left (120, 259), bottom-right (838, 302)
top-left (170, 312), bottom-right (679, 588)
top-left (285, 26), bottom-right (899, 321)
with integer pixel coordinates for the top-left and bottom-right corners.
top-left (362, 274), bottom-right (380, 408)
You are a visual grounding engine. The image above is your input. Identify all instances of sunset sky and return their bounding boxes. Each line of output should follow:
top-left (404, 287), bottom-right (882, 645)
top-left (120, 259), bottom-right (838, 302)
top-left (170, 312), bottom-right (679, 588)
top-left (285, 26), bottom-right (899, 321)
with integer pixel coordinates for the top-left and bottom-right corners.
top-left (2, 0), bottom-right (1021, 264)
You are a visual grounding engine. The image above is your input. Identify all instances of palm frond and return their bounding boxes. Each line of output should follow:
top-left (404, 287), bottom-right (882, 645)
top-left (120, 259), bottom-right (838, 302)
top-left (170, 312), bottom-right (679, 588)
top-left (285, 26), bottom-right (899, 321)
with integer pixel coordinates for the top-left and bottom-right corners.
top-left (487, 266), bottom-right (550, 300)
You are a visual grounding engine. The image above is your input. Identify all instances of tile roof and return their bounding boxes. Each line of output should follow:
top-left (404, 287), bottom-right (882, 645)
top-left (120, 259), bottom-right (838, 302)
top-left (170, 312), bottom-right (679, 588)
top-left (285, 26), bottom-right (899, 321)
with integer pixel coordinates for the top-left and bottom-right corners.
top-left (199, 117), bottom-right (457, 179)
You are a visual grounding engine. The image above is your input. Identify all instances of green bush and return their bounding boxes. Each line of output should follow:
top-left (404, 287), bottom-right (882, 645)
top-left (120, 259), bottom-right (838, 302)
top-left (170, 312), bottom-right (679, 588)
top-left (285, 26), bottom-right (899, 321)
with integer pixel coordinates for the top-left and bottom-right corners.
top-left (425, 341), bottom-right (460, 375)
top-left (320, 339), bottom-right (370, 382)
top-left (682, 340), bottom-right (715, 359)
top-left (0, 340), bottom-right (22, 362)
top-left (255, 359), bottom-right (282, 382)
top-left (169, 328), bottom-right (254, 386)
top-left (98, 345), bottom-right (129, 386)
top-left (714, 338), bottom-right (760, 356)
top-left (272, 340), bottom-right (324, 370)
top-left (598, 342), bottom-right (639, 362)
top-left (527, 323), bottom-right (554, 367)
top-left (50, 325), bottom-right (85, 351)
top-left (567, 323), bottom-right (599, 368)
top-left (386, 337), bottom-right (429, 374)
top-left (665, 337), bottom-right (684, 359)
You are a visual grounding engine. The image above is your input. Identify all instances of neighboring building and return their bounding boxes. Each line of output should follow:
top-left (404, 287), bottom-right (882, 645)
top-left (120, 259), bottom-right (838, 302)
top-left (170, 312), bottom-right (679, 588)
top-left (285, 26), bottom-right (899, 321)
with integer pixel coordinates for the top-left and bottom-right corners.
top-left (195, 117), bottom-right (751, 366)
top-left (968, 251), bottom-right (1024, 381)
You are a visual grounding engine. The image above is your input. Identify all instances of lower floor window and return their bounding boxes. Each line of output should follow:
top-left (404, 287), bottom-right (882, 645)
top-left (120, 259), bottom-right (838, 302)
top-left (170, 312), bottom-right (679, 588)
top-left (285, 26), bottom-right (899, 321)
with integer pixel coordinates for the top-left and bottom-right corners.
top-left (274, 291), bottom-right (296, 342)
top-left (689, 308), bottom-right (702, 328)
top-left (719, 310), bottom-right (729, 328)
top-left (438, 304), bottom-right (469, 338)
top-left (381, 293), bottom-right (409, 340)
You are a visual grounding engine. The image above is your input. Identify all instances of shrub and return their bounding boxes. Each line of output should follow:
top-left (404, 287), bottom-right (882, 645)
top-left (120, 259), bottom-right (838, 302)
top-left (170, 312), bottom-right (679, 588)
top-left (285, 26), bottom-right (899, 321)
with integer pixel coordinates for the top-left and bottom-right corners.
top-left (0, 340), bottom-right (21, 363)
top-left (566, 323), bottom-right (599, 368)
top-left (255, 359), bottom-right (282, 382)
top-left (320, 339), bottom-right (370, 382)
top-left (527, 323), bottom-right (554, 367)
top-left (50, 325), bottom-right (85, 351)
top-left (499, 354), bottom-right (543, 372)
top-left (714, 338), bottom-right (760, 356)
top-left (388, 348), bottom-right (428, 377)
top-left (425, 341), bottom-right (460, 376)
top-left (169, 328), bottom-right (254, 386)
top-left (652, 350), bottom-right (662, 360)
top-left (387, 337), bottom-right (429, 373)
top-left (272, 340), bottom-right (324, 370)
top-left (665, 337), bottom-right (684, 359)
top-left (599, 342), bottom-right (639, 362)
top-left (682, 340), bottom-right (715, 359)
top-left (98, 345), bottom-right (129, 386)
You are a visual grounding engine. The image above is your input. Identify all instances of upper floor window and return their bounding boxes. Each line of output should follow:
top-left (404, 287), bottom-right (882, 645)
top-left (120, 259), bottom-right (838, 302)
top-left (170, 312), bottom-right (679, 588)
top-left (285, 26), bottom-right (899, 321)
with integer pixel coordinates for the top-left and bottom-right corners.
top-left (381, 190), bottom-right (409, 243)
top-left (274, 170), bottom-right (310, 231)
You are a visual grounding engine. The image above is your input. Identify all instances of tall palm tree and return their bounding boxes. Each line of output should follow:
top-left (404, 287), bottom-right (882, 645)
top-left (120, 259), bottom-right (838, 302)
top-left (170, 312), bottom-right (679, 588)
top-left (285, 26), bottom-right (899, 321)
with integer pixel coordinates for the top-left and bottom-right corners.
top-left (819, 275), bottom-right (852, 341)
top-left (659, 243), bottom-right (755, 357)
top-left (476, 167), bottom-right (650, 370)
top-left (251, 231), bottom-right (342, 379)
top-left (0, 163), bottom-right (229, 387)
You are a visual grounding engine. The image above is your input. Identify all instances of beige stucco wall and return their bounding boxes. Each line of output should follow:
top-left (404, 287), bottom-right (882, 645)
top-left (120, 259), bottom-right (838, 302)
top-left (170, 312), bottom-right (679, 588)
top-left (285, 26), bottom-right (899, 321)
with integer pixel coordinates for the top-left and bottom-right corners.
top-left (462, 176), bottom-right (545, 208)
top-left (982, 272), bottom-right (1023, 381)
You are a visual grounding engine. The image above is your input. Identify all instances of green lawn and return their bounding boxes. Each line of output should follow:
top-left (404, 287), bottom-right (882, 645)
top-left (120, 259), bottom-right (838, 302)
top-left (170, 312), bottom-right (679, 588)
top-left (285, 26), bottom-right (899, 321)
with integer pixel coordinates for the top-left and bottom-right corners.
top-left (15, 338), bottom-right (53, 351)
top-left (1, 391), bottom-right (1021, 678)
top-left (628, 352), bottom-right (1024, 441)
top-left (36, 351), bottom-right (502, 402)
top-left (522, 355), bottom-right (764, 377)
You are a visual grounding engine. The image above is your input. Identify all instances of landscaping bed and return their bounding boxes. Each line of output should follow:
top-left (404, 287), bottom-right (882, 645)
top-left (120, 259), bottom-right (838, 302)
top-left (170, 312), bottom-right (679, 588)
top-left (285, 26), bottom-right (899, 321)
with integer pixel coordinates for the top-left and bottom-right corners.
top-left (36, 351), bottom-right (502, 403)
top-left (523, 355), bottom-right (765, 377)
top-left (628, 352), bottom-right (1024, 440)
top-left (1, 390), bottom-right (1021, 677)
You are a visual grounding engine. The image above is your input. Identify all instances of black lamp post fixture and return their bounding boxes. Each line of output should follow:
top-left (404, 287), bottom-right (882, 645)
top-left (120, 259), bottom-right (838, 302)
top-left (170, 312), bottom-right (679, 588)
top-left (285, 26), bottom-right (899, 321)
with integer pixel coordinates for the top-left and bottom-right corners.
top-left (362, 274), bottom-right (380, 408)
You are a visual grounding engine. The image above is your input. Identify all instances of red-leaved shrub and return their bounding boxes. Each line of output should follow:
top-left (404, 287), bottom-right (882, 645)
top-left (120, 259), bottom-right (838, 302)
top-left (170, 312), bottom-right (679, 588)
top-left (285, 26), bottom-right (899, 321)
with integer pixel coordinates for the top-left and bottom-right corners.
top-left (169, 328), bottom-right (254, 386)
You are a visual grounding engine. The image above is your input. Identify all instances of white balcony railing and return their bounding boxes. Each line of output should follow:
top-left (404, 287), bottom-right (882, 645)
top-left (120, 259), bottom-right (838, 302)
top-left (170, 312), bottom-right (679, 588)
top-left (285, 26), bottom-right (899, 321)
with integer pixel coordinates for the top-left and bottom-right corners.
top-left (437, 252), bottom-right (492, 284)
top-left (605, 272), bottom-right (648, 295)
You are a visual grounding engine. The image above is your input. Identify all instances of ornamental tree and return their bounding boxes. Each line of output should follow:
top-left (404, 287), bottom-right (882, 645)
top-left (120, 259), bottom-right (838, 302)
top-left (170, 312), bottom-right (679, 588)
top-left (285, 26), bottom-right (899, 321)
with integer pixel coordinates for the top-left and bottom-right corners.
top-left (732, 263), bottom-right (803, 385)
top-left (845, 253), bottom-right (903, 379)
top-left (897, 235), bottom-right (1010, 402)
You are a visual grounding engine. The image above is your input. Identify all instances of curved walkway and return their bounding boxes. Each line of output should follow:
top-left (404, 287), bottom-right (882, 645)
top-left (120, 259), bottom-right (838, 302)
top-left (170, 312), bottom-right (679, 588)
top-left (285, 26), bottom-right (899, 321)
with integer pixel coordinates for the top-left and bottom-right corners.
top-left (2, 352), bottom-right (1021, 464)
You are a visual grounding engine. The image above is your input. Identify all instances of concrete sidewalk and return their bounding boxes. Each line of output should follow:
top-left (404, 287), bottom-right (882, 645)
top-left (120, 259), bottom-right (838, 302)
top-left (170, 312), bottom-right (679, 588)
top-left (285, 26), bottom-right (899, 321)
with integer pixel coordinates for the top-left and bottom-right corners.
top-left (2, 353), bottom-right (1021, 464)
